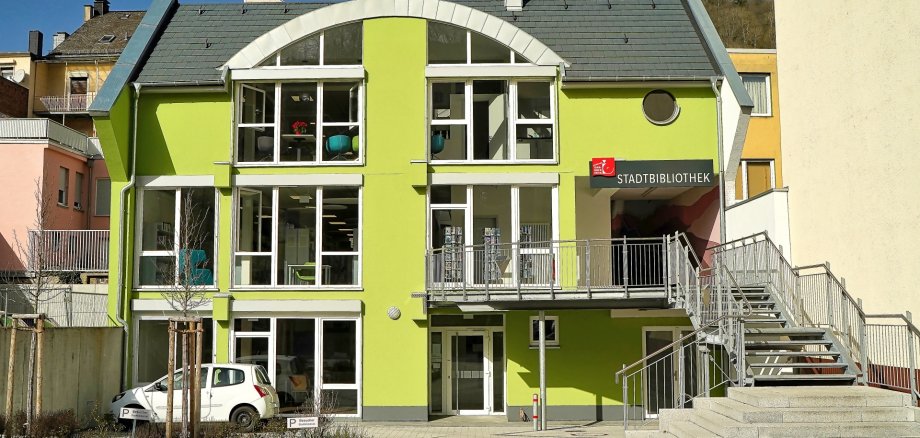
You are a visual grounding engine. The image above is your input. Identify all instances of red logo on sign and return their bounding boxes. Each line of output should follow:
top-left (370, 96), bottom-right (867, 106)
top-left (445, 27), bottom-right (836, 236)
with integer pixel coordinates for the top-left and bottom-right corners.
top-left (592, 158), bottom-right (616, 177)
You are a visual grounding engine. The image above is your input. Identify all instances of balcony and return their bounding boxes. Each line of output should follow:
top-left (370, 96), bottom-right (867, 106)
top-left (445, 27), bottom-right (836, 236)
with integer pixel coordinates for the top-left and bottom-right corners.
top-left (425, 235), bottom-right (699, 306)
top-left (28, 230), bottom-right (110, 273)
top-left (35, 92), bottom-right (96, 114)
top-left (0, 118), bottom-right (91, 155)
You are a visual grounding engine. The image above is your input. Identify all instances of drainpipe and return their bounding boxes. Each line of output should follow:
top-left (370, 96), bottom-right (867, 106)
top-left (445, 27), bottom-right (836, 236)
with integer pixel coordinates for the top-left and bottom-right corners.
top-left (710, 77), bottom-right (727, 244)
top-left (114, 82), bottom-right (141, 389)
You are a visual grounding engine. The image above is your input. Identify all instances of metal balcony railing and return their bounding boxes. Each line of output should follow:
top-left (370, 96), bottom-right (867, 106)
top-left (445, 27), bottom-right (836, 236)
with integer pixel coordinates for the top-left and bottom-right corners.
top-left (425, 234), bottom-right (700, 302)
top-left (27, 230), bottom-right (110, 273)
top-left (36, 92), bottom-right (96, 113)
top-left (0, 118), bottom-right (90, 155)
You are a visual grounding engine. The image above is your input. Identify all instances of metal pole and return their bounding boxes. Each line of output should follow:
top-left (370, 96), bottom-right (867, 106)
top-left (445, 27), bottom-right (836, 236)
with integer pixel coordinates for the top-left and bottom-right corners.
top-left (621, 364), bottom-right (627, 430)
top-left (194, 320), bottom-right (203, 438)
top-left (907, 311), bottom-right (917, 406)
top-left (5, 318), bottom-right (17, 420)
top-left (622, 236), bottom-right (629, 297)
top-left (585, 241), bottom-right (592, 299)
top-left (539, 311), bottom-right (547, 431)
top-left (858, 298), bottom-right (868, 385)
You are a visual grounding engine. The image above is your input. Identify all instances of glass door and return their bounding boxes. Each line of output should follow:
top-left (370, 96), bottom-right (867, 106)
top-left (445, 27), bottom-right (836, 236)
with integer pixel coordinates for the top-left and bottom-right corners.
top-left (452, 333), bottom-right (487, 414)
top-left (431, 330), bottom-right (493, 415)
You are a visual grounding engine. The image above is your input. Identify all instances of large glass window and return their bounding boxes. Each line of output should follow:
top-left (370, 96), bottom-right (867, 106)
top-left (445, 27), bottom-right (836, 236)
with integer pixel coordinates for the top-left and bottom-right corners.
top-left (429, 185), bottom-right (557, 287)
top-left (231, 317), bottom-right (359, 416)
top-left (427, 21), bottom-right (526, 64)
top-left (234, 186), bottom-right (361, 288)
top-left (236, 81), bottom-right (363, 164)
top-left (137, 188), bottom-right (216, 287)
top-left (265, 22), bottom-right (363, 67)
top-left (430, 80), bottom-right (554, 162)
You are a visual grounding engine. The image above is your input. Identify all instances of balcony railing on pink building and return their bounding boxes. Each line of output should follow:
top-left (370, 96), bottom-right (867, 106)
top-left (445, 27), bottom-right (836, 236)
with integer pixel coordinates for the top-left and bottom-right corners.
top-left (35, 92), bottom-right (96, 113)
top-left (28, 230), bottom-right (110, 273)
top-left (0, 118), bottom-right (91, 154)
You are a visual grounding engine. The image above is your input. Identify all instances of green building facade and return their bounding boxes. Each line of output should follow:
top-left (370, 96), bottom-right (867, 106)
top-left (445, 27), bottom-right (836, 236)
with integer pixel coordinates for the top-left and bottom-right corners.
top-left (91, 0), bottom-right (752, 422)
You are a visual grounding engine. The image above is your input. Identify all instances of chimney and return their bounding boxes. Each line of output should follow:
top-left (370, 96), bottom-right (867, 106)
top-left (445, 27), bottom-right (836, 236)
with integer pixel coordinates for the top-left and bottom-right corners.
top-left (505, 0), bottom-right (523, 11)
top-left (93, 0), bottom-right (110, 16)
top-left (53, 32), bottom-right (69, 49)
top-left (28, 30), bottom-right (43, 58)
top-left (84, 5), bottom-right (94, 21)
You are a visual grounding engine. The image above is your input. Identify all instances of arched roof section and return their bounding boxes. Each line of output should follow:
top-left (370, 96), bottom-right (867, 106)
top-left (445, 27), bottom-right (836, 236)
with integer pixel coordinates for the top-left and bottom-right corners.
top-left (223, 0), bottom-right (567, 70)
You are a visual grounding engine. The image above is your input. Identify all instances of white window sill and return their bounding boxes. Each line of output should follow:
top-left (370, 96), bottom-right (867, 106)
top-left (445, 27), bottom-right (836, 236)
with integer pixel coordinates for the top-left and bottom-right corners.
top-left (528, 344), bottom-right (561, 349)
top-left (234, 161), bottom-right (364, 168)
top-left (133, 287), bottom-right (220, 292)
top-left (57, 202), bottom-right (69, 208)
top-left (229, 286), bottom-right (364, 292)
top-left (430, 159), bottom-right (558, 166)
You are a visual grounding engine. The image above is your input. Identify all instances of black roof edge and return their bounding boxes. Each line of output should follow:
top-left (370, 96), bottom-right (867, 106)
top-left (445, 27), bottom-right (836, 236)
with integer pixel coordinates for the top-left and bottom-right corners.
top-left (682, 0), bottom-right (754, 108)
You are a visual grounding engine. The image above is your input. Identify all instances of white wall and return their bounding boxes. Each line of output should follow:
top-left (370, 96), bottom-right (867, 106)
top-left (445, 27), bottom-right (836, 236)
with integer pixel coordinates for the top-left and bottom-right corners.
top-left (775, 1), bottom-right (920, 314)
top-left (725, 189), bottom-right (791, 260)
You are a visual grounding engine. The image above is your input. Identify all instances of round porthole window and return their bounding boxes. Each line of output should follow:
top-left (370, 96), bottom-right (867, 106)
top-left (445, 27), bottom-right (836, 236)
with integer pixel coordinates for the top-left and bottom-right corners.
top-left (642, 90), bottom-right (680, 125)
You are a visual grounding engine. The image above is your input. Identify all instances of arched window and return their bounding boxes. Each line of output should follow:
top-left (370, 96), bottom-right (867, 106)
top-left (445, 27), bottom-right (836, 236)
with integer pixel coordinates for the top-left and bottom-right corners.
top-left (259, 22), bottom-right (363, 67)
top-left (427, 21), bottom-right (530, 65)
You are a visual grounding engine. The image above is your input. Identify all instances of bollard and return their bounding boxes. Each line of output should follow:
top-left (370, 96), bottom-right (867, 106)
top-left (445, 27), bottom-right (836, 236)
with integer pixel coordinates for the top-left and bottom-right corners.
top-left (532, 393), bottom-right (540, 431)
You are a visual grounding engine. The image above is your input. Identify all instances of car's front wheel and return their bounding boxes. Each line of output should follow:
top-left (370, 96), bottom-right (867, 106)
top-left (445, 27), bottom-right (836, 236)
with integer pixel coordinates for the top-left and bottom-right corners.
top-left (231, 405), bottom-right (259, 432)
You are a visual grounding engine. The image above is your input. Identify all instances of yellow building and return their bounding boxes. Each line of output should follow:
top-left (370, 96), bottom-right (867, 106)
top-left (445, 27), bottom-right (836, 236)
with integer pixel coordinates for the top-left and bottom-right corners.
top-left (30, 0), bottom-right (144, 136)
top-left (729, 48), bottom-right (782, 201)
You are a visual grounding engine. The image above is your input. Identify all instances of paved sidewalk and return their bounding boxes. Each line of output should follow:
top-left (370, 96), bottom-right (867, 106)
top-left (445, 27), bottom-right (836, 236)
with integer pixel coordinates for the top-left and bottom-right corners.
top-left (354, 421), bottom-right (631, 438)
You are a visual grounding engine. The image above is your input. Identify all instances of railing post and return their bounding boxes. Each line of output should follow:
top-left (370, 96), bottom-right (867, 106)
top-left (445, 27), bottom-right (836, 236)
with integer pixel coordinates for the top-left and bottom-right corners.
top-left (840, 277), bottom-right (851, 350)
top-left (826, 272), bottom-right (835, 329)
top-left (585, 241), bottom-right (592, 299)
top-left (622, 236), bottom-right (629, 298)
top-left (621, 364), bottom-right (628, 429)
top-left (907, 311), bottom-right (918, 406)
top-left (858, 298), bottom-right (868, 385)
top-left (662, 235), bottom-right (670, 303)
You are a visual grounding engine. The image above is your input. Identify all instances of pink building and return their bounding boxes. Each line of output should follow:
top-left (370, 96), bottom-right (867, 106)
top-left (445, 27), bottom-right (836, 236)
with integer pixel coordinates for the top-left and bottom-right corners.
top-left (0, 118), bottom-right (109, 278)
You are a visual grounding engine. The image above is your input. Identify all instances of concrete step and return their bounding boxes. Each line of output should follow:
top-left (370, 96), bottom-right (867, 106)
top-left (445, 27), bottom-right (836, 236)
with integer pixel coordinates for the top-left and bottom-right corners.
top-left (696, 396), bottom-right (920, 424)
top-left (727, 386), bottom-right (911, 408)
top-left (747, 421), bottom-right (920, 437)
top-left (688, 408), bottom-right (756, 438)
top-left (666, 419), bottom-right (720, 438)
top-left (625, 430), bottom-right (676, 437)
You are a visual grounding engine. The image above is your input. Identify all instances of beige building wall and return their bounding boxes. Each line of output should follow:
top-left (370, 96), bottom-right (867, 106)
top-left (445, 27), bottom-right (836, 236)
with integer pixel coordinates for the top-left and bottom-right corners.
top-left (775, 1), bottom-right (920, 314)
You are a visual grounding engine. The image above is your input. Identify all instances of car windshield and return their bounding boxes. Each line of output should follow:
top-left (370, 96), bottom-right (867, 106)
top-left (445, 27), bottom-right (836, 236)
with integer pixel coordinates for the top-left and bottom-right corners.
top-left (156, 367), bottom-right (208, 390)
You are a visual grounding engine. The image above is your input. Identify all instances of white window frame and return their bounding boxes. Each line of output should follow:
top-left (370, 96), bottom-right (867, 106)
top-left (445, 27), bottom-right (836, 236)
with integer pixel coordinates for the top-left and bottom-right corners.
top-left (428, 79), bottom-right (557, 164)
top-left (529, 315), bottom-right (559, 347)
top-left (234, 80), bottom-right (365, 166)
top-left (133, 314), bottom-right (217, 387)
top-left (229, 314), bottom-right (363, 418)
top-left (134, 187), bottom-right (220, 289)
top-left (739, 159), bottom-right (776, 200)
top-left (258, 23), bottom-right (364, 68)
top-left (426, 22), bottom-right (528, 65)
top-left (741, 73), bottom-right (772, 117)
top-left (231, 185), bottom-right (363, 290)
top-left (57, 167), bottom-right (69, 207)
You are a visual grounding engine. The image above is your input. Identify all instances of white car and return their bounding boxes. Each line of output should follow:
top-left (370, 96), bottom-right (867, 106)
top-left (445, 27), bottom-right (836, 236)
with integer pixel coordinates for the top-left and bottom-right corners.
top-left (236, 355), bottom-right (311, 410)
top-left (110, 363), bottom-right (279, 431)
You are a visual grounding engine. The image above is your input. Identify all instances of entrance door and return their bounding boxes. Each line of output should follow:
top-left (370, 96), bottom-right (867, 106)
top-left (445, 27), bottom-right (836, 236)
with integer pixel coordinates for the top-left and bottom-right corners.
top-left (432, 331), bottom-right (493, 415)
top-left (643, 327), bottom-right (696, 417)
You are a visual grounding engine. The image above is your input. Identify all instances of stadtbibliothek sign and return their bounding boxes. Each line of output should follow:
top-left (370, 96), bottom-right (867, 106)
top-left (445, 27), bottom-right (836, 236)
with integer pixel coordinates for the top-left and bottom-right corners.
top-left (589, 159), bottom-right (715, 188)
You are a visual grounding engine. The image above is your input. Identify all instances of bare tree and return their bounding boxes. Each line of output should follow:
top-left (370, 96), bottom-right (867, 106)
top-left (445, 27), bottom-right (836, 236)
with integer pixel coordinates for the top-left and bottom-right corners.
top-left (157, 190), bottom-right (212, 438)
top-left (1, 178), bottom-right (60, 434)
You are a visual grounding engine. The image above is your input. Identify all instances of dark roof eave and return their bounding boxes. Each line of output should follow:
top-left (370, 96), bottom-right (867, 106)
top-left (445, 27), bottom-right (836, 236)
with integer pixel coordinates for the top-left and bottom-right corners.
top-left (561, 75), bottom-right (719, 88)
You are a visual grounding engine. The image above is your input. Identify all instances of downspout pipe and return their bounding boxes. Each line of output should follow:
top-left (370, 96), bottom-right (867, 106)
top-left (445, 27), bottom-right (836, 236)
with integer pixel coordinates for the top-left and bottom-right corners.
top-left (114, 82), bottom-right (141, 389)
top-left (711, 77), bottom-right (727, 244)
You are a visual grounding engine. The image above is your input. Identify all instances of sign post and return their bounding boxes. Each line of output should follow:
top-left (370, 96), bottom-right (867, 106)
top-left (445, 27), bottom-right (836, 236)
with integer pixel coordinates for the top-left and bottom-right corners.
top-left (119, 407), bottom-right (152, 438)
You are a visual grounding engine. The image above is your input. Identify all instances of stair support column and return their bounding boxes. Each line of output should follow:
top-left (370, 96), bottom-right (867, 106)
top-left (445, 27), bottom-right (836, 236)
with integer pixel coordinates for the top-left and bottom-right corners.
top-left (907, 311), bottom-right (917, 404)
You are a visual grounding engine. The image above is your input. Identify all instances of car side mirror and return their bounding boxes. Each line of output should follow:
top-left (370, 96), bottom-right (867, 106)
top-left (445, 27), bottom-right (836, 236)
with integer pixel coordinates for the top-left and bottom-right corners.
top-left (155, 382), bottom-right (167, 392)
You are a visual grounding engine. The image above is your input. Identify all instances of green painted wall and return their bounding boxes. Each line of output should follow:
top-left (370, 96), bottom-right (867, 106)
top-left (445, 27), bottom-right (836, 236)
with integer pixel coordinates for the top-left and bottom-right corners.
top-left (96, 15), bottom-right (718, 413)
top-left (505, 312), bottom-right (692, 407)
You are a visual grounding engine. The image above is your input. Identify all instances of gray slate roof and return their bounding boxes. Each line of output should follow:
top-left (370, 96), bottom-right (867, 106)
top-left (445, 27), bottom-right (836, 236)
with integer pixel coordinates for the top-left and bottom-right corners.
top-left (50, 11), bottom-right (145, 58)
top-left (135, 0), bottom-right (719, 84)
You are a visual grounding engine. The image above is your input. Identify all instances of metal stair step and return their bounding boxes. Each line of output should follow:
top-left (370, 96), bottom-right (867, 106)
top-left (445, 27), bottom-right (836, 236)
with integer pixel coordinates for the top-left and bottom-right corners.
top-left (746, 350), bottom-right (840, 357)
top-left (751, 374), bottom-right (857, 384)
top-left (745, 318), bottom-right (788, 325)
top-left (744, 328), bottom-right (826, 336)
top-left (749, 362), bottom-right (847, 369)
top-left (745, 339), bottom-right (833, 347)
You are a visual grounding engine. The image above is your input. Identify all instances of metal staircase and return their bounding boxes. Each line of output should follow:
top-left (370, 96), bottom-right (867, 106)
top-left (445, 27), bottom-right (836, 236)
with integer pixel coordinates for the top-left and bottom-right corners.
top-left (617, 232), bottom-right (920, 430)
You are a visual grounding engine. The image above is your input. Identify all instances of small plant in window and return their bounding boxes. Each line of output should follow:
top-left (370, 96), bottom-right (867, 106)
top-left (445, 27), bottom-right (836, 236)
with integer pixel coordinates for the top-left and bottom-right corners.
top-left (292, 120), bottom-right (311, 135)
